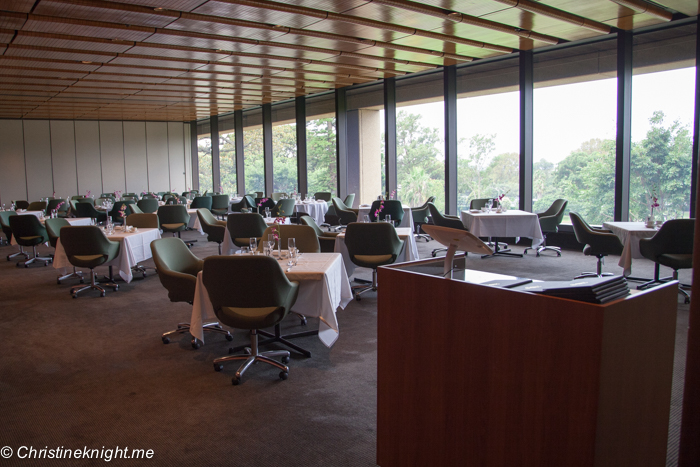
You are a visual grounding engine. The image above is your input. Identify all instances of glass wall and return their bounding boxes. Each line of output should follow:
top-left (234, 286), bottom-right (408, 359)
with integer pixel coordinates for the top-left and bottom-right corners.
top-left (533, 40), bottom-right (618, 225)
top-left (218, 114), bottom-right (236, 196)
top-left (396, 74), bottom-right (445, 210)
top-left (271, 101), bottom-right (298, 194)
top-left (457, 58), bottom-right (519, 213)
top-left (306, 93), bottom-right (337, 197)
top-left (242, 109), bottom-right (264, 195)
top-left (630, 25), bottom-right (696, 222)
top-left (196, 121), bottom-right (213, 194)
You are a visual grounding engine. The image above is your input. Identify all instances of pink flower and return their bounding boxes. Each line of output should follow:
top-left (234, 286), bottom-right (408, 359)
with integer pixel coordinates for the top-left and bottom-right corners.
top-left (257, 198), bottom-right (269, 207)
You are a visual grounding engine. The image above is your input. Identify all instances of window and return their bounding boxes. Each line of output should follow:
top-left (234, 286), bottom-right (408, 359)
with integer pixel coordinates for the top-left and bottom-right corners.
top-left (218, 114), bottom-right (237, 196)
top-left (271, 101), bottom-right (297, 194)
top-left (242, 109), bottom-right (264, 195)
top-left (197, 120), bottom-right (213, 194)
top-left (306, 93), bottom-right (337, 197)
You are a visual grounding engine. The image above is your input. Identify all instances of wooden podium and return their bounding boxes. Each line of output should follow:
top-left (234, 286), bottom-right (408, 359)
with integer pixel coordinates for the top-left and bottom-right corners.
top-left (377, 257), bottom-right (678, 467)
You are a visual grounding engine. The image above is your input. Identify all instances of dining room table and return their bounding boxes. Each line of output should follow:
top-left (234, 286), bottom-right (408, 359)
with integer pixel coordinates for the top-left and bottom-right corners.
top-left (334, 226), bottom-right (420, 276)
top-left (294, 200), bottom-right (329, 226)
top-left (220, 216), bottom-right (292, 255)
top-left (53, 226), bottom-right (161, 283)
top-left (357, 204), bottom-right (414, 231)
top-left (187, 208), bottom-right (205, 234)
top-left (602, 221), bottom-right (659, 278)
top-left (460, 208), bottom-right (543, 258)
top-left (190, 252), bottom-right (352, 349)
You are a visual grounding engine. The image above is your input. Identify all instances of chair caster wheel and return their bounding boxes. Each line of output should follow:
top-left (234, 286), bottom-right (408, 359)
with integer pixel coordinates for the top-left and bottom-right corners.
top-left (279, 371), bottom-right (288, 381)
top-left (300, 317), bottom-right (307, 326)
top-left (232, 376), bottom-right (241, 385)
top-left (685, 297), bottom-right (690, 304)
top-left (192, 338), bottom-right (201, 349)
top-left (16, 263), bottom-right (20, 268)
top-left (57, 279), bottom-right (61, 284)
top-left (214, 363), bottom-right (223, 372)
top-left (80, 279), bottom-right (84, 284)
top-left (100, 291), bottom-right (105, 297)
top-left (162, 336), bottom-right (170, 344)
top-left (282, 356), bottom-right (290, 364)
top-left (431, 252), bottom-right (437, 257)
top-left (355, 295), bottom-right (361, 301)
top-left (72, 294), bottom-right (78, 299)
top-left (225, 333), bottom-right (233, 341)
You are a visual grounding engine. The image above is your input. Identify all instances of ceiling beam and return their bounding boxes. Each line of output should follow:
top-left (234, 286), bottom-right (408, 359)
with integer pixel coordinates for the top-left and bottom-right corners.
top-left (491, 0), bottom-right (612, 34)
top-left (607, 0), bottom-right (674, 21)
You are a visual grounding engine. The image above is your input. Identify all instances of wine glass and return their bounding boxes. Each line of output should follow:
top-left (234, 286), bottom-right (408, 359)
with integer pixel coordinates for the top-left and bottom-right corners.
top-left (385, 214), bottom-right (391, 224)
top-left (249, 237), bottom-right (257, 253)
top-left (265, 207), bottom-right (270, 218)
top-left (288, 238), bottom-right (295, 254)
top-left (363, 214), bottom-right (370, 223)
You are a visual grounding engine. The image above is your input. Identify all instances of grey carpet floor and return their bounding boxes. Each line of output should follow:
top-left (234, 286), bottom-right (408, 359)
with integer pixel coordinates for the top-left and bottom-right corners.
top-left (0, 231), bottom-right (691, 466)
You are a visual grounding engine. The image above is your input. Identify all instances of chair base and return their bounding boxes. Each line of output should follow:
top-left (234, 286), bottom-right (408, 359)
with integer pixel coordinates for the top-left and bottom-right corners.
top-left (58, 267), bottom-right (84, 284)
top-left (230, 321), bottom-right (314, 358)
top-left (637, 265), bottom-right (690, 304)
top-left (352, 269), bottom-right (378, 301)
top-left (574, 255), bottom-right (612, 279)
top-left (214, 330), bottom-right (289, 385)
top-left (523, 245), bottom-right (562, 257)
top-left (7, 247), bottom-right (29, 261)
top-left (17, 245), bottom-right (52, 268)
top-left (162, 321), bottom-right (233, 348)
top-left (70, 269), bottom-right (118, 298)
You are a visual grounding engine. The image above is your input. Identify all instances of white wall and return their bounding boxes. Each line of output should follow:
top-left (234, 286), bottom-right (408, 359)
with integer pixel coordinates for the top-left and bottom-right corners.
top-left (0, 119), bottom-right (192, 203)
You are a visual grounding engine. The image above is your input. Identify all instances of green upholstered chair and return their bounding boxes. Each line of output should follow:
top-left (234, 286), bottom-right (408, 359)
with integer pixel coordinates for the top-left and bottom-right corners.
top-left (46, 198), bottom-right (69, 217)
top-left (157, 205), bottom-right (190, 239)
top-left (314, 192), bottom-right (332, 202)
top-left (70, 195), bottom-right (84, 200)
top-left (128, 204), bottom-right (143, 214)
top-left (255, 191), bottom-right (264, 198)
top-left (343, 193), bottom-right (355, 208)
top-left (524, 199), bottom-right (568, 257)
top-left (157, 191), bottom-right (166, 197)
top-left (300, 216), bottom-right (339, 253)
top-left (570, 212), bottom-right (624, 279)
top-left (258, 225), bottom-right (321, 253)
top-left (229, 195), bottom-right (254, 213)
top-left (123, 192), bottom-right (138, 198)
top-left (27, 201), bottom-right (47, 212)
top-left (150, 237), bottom-right (232, 347)
top-left (368, 200), bottom-right (403, 227)
top-left (638, 218), bottom-right (694, 303)
top-left (8, 215), bottom-right (52, 267)
top-left (344, 222), bottom-right (405, 300)
top-left (0, 211), bottom-right (17, 248)
top-left (14, 200), bottom-right (29, 210)
top-left (255, 197), bottom-right (275, 215)
top-left (197, 208), bottom-right (226, 254)
top-left (45, 217), bottom-right (84, 284)
top-left (411, 196), bottom-right (436, 241)
top-left (226, 213), bottom-right (267, 248)
top-left (427, 202), bottom-right (470, 257)
top-left (270, 192), bottom-right (287, 201)
top-left (189, 196), bottom-right (212, 210)
top-left (125, 213), bottom-right (158, 229)
top-left (60, 226), bottom-right (119, 298)
top-left (271, 198), bottom-right (295, 218)
top-left (142, 193), bottom-right (158, 199)
top-left (137, 198), bottom-right (159, 213)
top-left (77, 197), bottom-right (95, 206)
top-left (110, 200), bottom-right (136, 224)
top-left (75, 202), bottom-right (107, 223)
top-left (210, 194), bottom-right (230, 218)
top-left (331, 197), bottom-right (357, 227)
top-left (205, 255), bottom-right (299, 385)
top-left (162, 193), bottom-right (176, 202)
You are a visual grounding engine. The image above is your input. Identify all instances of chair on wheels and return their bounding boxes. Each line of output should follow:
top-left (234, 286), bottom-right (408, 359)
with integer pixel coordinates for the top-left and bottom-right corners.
top-left (271, 198), bottom-right (295, 218)
top-left (368, 200), bottom-right (404, 227)
top-left (137, 198), bottom-right (159, 214)
top-left (0, 211), bottom-right (19, 250)
top-left (211, 194), bottom-right (230, 219)
top-left (60, 226), bottom-right (120, 298)
top-left (569, 212), bottom-right (624, 279)
top-left (411, 196), bottom-right (436, 242)
top-left (638, 218), bottom-right (694, 303)
top-left (300, 216), bottom-right (339, 253)
top-left (270, 192), bottom-right (287, 201)
top-left (46, 198), bottom-right (69, 217)
top-left (343, 193), bottom-right (355, 208)
top-left (314, 192), bottom-right (332, 202)
top-left (27, 201), bottom-right (47, 212)
top-left (189, 195), bottom-right (213, 211)
top-left (8, 215), bottom-right (52, 267)
top-left (226, 213), bottom-right (268, 248)
top-left (197, 208), bottom-right (226, 254)
top-left (150, 237), bottom-right (232, 348)
top-left (125, 213), bottom-right (159, 277)
top-left (14, 200), bottom-right (30, 210)
top-left (331, 197), bottom-right (357, 228)
top-left (344, 222), bottom-right (405, 301)
top-left (75, 202), bottom-right (108, 223)
top-left (45, 217), bottom-right (84, 284)
top-left (258, 224), bottom-right (321, 254)
top-left (205, 255), bottom-right (299, 385)
top-left (230, 195), bottom-right (254, 213)
top-left (110, 200), bottom-right (136, 224)
top-left (524, 199), bottom-right (568, 257)
top-left (427, 202), bottom-right (467, 257)
top-left (157, 205), bottom-right (190, 240)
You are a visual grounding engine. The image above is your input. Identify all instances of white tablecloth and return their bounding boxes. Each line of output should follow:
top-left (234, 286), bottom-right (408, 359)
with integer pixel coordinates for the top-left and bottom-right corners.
top-left (461, 209), bottom-right (543, 247)
top-left (294, 201), bottom-right (329, 226)
top-left (227, 197), bottom-right (243, 213)
top-left (221, 218), bottom-right (291, 255)
top-left (357, 205), bottom-right (414, 231)
top-left (191, 253), bottom-right (352, 348)
top-left (602, 222), bottom-right (658, 277)
top-left (187, 209), bottom-right (205, 234)
top-left (334, 226), bottom-right (419, 276)
top-left (10, 217), bottom-right (92, 245)
top-left (53, 227), bottom-right (161, 283)
top-left (16, 210), bottom-right (44, 218)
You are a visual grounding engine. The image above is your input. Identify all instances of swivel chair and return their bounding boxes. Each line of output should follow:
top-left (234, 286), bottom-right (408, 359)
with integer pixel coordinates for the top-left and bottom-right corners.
top-left (197, 208), bottom-right (226, 254)
top-left (189, 196), bottom-right (212, 211)
top-left (226, 213), bottom-right (267, 248)
top-left (8, 215), bottom-right (52, 267)
top-left (368, 200), bottom-right (404, 227)
top-left (45, 217), bottom-right (84, 284)
top-left (331, 197), bottom-right (357, 228)
top-left (157, 205), bottom-right (191, 243)
top-left (137, 198), bottom-right (159, 214)
top-left (27, 201), bottom-right (47, 212)
top-left (570, 212), bottom-right (624, 278)
top-left (343, 193), bottom-right (355, 208)
top-left (230, 195), bottom-right (255, 213)
top-left (271, 198), bottom-right (295, 218)
top-left (0, 211), bottom-right (19, 250)
top-left (210, 194), bottom-right (230, 219)
top-left (46, 198), bottom-right (69, 217)
top-left (300, 216), bottom-right (339, 253)
top-left (524, 199), bottom-right (568, 257)
top-left (258, 225), bottom-right (320, 254)
top-left (427, 202), bottom-right (467, 257)
top-left (411, 196), bottom-right (436, 242)
top-left (60, 226), bottom-right (120, 298)
top-left (14, 200), bottom-right (30, 210)
top-left (75, 202), bottom-right (107, 223)
top-left (314, 192), bottom-right (332, 202)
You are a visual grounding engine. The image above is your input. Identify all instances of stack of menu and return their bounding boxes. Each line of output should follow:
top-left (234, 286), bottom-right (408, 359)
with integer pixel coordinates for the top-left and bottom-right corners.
top-left (511, 275), bottom-right (629, 304)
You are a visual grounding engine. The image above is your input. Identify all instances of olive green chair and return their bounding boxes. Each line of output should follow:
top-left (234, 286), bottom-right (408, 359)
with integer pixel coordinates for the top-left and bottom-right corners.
top-left (0, 211), bottom-right (17, 248)
top-left (258, 225), bottom-right (320, 253)
top-left (189, 196), bottom-right (212, 211)
top-left (59, 226), bottom-right (120, 298)
top-left (427, 202), bottom-right (469, 257)
top-left (210, 194), bottom-right (230, 218)
top-left (411, 196), bottom-right (436, 241)
top-left (75, 202), bottom-right (107, 223)
top-left (128, 204), bottom-right (143, 214)
top-left (270, 192), bottom-right (287, 201)
top-left (27, 201), bottom-right (47, 212)
top-left (255, 191), bottom-right (264, 198)
top-left (300, 216), bottom-right (339, 253)
top-left (343, 193), bottom-right (355, 208)
top-left (125, 213), bottom-right (158, 229)
top-left (142, 193), bottom-right (159, 200)
top-left (271, 198), bottom-right (295, 218)
top-left (226, 213), bottom-right (267, 248)
top-left (314, 192), bottom-right (332, 202)
top-left (638, 218), bottom-right (694, 303)
top-left (14, 200), bottom-right (29, 210)
top-left (137, 198), bottom-right (159, 213)
top-left (331, 197), bottom-right (357, 227)
top-left (524, 199), bottom-right (568, 257)
top-left (157, 205), bottom-right (190, 239)
top-left (197, 208), bottom-right (226, 254)
top-left (229, 195), bottom-right (254, 213)
top-left (46, 198), bottom-right (69, 217)
top-left (45, 217), bottom-right (85, 284)
top-left (368, 200), bottom-right (403, 227)
top-left (150, 237), bottom-right (232, 348)
top-left (344, 222), bottom-right (405, 300)
top-left (110, 200), bottom-right (136, 224)
top-left (100, 193), bottom-right (116, 200)
top-left (8, 215), bottom-right (52, 267)
top-left (205, 255), bottom-right (299, 385)
top-left (570, 212), bottom-right (624, 279)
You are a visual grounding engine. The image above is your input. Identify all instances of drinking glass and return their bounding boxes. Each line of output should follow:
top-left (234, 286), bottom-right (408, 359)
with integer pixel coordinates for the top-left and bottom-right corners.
top-left (265, 207), bottom-right (270, 218)
top-left (249, 237), bottom-right (257, 253)
top-left (288, 238), bottom-right (296, 253)
top-left (363, 214), bottom-right (370, 223)
top-left (385, 214), bottom-right (391, 224)
top-left (487, 199), bottom-right (493, 213)
top-left (240, 246), bottom-right (250, 255)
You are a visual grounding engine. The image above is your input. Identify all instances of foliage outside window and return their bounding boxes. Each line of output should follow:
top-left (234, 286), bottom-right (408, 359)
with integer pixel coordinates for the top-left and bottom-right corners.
top-left (307, 117), bottom-right (337, 195)
top-left (272, 122), bottom-right (298, 194)
top-left (243, 126), bottom-right (264, 194)
top-left (197, 134), bottom-right (213, 194)
top-left (219, 130), bottom-right (236, 195)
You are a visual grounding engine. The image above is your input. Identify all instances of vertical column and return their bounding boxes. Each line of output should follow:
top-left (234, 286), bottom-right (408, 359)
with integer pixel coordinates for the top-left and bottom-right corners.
top-left (690, 22), bottom-right (700, 218)
top-left (336, 87), bottom-right (348, 198)
top-left (615, 30), bottom-right (633, 222)
top-left (190, 120), bottom-right (199, 191)
top-left (519, 50), bottom-right (534, 212)
top-left (384, 77), bottom-right (397, 197)
top-left (211, 115), bottom-right (221, 193)
top-left (444, 65), bottom-right (458, 215)
top-left (296, 96), bottom-right (308, 195)
top-left (263, 103), bottom-right (273, 196)
top-left (234, 110), bottom-right (245, 195)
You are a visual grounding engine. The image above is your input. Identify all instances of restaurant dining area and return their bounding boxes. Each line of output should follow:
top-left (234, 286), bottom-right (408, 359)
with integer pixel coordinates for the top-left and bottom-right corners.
top-left (2, 0), bottom-right (700, 466)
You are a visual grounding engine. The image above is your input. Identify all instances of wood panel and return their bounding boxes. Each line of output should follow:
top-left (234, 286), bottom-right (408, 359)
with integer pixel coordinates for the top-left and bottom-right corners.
top-left (122, 121), bottom-right (150, 194)
top-left (167, 122), bottom-right (186, 193)
top-left (50, 120), bottom-right (78, 199)
top-left (146, 121), bottom-right (170, 191)
top-left (0, 120), bottom-right (27, 204)
top-left (74, 120), bottom-right (103, 197)
top-left (99, 121), bottom-right (126, 193)
top-left (23, 120), bottom-right (54, 201)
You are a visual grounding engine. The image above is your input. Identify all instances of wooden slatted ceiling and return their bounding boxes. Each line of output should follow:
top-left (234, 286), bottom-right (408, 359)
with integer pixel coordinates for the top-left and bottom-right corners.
top-left (0, 0), bottom-right (689, 121)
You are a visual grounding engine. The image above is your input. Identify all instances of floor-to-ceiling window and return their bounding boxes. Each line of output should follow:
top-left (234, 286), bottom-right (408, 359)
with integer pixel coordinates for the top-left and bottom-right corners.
top-left (271, 101), bottom-right (297, 194)
top-left (306, 93), bottom-right (337, 198)
top-left (457, 58), bottom-right (520, 213)
top-left (197, 120), bottom-right (213, 194)
top-left (396, 73), bottom-right (445, 210)
top-left (533, 40), bottom-right (618, 224)
top-left (242, 109), bottom-right (264, 195)
top-left (630, 25), bottom-right (696, 222)
top-left (218, 114), bottom-right (237, 196)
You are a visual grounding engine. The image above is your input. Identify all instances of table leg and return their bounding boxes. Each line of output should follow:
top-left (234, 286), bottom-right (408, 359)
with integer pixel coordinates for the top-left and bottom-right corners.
top-left (481, 238), bottom-right (523, 258)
